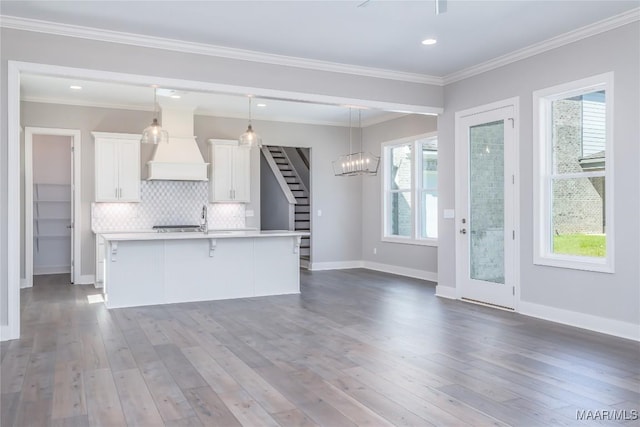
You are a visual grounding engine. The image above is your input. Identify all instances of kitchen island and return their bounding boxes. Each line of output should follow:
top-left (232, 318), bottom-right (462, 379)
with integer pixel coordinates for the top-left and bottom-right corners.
top-left (99, 230), bottom-right (309, 308)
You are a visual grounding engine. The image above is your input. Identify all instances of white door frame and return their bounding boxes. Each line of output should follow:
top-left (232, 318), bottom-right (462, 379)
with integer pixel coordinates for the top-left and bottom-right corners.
top-left (24, 127), bottom-right (82, 288)
top-left (454, 97), bottom-right (520, 310)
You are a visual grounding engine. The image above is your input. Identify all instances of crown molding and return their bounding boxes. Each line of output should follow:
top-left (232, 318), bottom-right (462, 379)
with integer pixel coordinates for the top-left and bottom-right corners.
top-left (0, 15), bottom-right (443, 86)
top-left (443, 7), bottom-right (640, 85)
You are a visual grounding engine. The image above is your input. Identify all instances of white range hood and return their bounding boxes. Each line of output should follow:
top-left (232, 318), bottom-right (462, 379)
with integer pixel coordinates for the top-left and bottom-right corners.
top-left (147, 107), bottom-right (209, 181)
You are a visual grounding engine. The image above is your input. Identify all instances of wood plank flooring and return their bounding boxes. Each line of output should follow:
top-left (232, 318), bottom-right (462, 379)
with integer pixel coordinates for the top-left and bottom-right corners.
top-left (1, 270), bottom-right (639, 426)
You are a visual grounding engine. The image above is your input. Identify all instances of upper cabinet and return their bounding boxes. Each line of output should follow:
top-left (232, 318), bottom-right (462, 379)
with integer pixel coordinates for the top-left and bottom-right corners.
top-left (208, 139), bottom-right (250, 203)
top-left (93, 132), bottom-right (141, 202)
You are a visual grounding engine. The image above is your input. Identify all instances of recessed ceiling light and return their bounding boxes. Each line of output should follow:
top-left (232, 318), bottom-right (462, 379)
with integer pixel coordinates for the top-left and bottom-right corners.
top-left (69, 85), bottom-right (83, 90)
top-left (170, 95), bottom-right (181, 99)
top-left (256, 103), bottom-right (267, 107)
top-left (421, 38), bottom-right (437, 46)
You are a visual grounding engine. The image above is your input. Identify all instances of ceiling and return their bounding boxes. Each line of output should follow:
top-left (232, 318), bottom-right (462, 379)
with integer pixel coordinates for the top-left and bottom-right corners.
top-left (5, 1), bottom-right (638, 126)
top-left (2, 0), bottom-right (637, 76)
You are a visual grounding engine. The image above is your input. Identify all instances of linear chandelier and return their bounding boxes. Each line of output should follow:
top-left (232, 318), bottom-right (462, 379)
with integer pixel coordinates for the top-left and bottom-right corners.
top-left (332, 108), bottom-right (379, 177)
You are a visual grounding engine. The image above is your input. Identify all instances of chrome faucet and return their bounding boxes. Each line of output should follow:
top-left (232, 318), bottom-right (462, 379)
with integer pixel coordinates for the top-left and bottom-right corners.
top-left (200, 204), bottom-right (208, 234)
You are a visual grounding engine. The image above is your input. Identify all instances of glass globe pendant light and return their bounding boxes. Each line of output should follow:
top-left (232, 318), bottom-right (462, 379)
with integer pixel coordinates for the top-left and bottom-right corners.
top-left (239, 95), bottom-right (262, 148)
top-left (141, 86), bottom-right (169, 144)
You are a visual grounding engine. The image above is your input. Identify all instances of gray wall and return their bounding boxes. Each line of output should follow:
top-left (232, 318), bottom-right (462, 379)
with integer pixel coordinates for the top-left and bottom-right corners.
top-left (438, 23), bottom-right (639, 325)
top-left (260, 154), bottom-right (291, 231)
top-left (19, 102), bottom-right (365, 282)
top-left (361, 114), bottom-right (439, 273)
top-left (1, 27), bottom-right (442, 328)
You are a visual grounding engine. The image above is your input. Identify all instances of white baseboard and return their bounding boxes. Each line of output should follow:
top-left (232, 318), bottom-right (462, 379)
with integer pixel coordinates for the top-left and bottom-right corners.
top-left (435, 285), bottom-right (457, 299)
top-left (74, 274), bottom-right (96, 285)
top-left (309, 261), bottom-right (364, 271)
top-left (362, 261), bottom-right (437, 282)
top-left (34, 265), bottom-right (71, 275)
top-left (519, 300), bottom-right (640, 342)
top-left (0, 324), bottom-right (18, 342)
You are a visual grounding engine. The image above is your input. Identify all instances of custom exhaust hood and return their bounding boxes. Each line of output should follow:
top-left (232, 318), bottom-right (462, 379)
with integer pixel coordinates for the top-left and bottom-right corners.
top-left (147, 107), bottom-right (209, 181)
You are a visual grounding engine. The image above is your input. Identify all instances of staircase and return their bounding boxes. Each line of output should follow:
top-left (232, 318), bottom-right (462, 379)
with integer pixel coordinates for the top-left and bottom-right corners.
top-left (264, 146), bottom-right (311, 265)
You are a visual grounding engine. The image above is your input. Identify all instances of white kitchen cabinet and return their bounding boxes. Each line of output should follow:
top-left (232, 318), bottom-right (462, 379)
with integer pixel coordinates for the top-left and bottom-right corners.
top-left (93, 132), bottom-right (140, 202)
top-left (208, 139), bottom-right (250, 203)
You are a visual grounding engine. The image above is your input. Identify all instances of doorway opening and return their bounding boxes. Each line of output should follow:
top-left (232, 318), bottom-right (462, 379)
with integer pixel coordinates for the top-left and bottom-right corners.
top-left (24, 128), bottom-right (82, 288)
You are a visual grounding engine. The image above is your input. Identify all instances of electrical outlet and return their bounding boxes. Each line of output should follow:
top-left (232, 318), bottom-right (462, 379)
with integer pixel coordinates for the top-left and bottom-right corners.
top-left (317, 209), bottom-right (322, 217)
top-left (373, 247), bottom-right (377, 255)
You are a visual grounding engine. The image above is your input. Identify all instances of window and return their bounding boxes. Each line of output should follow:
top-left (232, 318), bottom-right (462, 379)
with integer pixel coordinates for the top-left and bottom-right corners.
top-left (383, 134), bottom-right (437, 245)
top-left (533, 73), bottom-right (613, 272)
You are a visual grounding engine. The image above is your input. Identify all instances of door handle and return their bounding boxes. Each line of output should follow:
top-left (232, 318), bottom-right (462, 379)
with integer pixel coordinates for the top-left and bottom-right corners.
top-left (459, 228), bottom-right (467, 234)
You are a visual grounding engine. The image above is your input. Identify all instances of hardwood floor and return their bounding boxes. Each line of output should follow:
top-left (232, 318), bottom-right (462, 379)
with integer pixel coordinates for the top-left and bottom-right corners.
top-left (2, 270), bottom-right (639, 426)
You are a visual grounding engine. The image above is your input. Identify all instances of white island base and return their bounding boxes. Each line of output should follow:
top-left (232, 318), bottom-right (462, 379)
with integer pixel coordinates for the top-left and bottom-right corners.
top-left (101, 231), bottom-right (306, 309)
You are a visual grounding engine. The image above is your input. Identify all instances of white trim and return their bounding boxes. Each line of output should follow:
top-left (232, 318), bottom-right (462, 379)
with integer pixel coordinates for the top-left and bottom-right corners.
top-left (0, 325), bottom-right (14, 342)
top-left (380, 236), bottom-right (438, 247)
top-left (20, 279), bottom-right (28, 289)
top-left (435, 285), bottom-right (456, 299)
top-left (519, 300), bottom-right (640, 342)
top-left (76, 275), bottom-right (96, 286)
top-left (362, 261), bottom-right (437, 282)
top-left (443, 8), bottom-right (640, 85)
top-left (532, 72), bottom-right (614, 274)
top-left (309, 261), bottom-right (364, 271)
top-left (25, 127), bottom-right (82, 286)
top-left (0, 15), bottom-right (442, 86)
top-left (9, 61), bottom-right (442, 117)
top-left (34, 265), bottom-right (71, 275)
top-left (6, 62), bottom-right (21, 341)
top-left (381, 132), bottom-right (439, 245)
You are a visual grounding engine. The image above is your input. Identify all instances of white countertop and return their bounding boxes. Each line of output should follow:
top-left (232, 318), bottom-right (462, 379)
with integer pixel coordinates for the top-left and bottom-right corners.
top-left (100, 230), bottom-right (310, 241)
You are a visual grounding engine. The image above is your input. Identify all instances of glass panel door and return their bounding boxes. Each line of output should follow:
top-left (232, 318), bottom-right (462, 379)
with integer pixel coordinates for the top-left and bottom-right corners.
top-left (455, 102), bottom-right (517, 310)
top-left (469, 121), bottom-right (505, 284)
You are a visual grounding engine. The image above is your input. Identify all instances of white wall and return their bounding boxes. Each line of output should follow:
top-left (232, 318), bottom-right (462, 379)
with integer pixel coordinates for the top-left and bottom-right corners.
top-left (1, 27), bottom-right (442, 330)
top-left (438, 23), bottom-right (640, 327)
top-left (361, 114), bottom-right (439, 275)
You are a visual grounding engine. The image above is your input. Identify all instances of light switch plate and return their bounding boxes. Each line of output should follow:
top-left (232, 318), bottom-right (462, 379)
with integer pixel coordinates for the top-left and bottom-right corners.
top-left (443, 209), bottom-right (455, 219)
top-left (317, 210), bottom-right (322, 217)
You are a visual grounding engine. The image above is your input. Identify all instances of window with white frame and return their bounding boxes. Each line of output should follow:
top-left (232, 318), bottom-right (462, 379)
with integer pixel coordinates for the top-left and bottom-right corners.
top-left (533, 73), bottom-right (613, 272)
top-left (383, 135), bottom-right (438, 245)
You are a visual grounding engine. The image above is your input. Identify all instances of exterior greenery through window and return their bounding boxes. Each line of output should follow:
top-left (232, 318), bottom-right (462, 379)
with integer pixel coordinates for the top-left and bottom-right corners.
top-left (383, 135), bottom-right (437, 245)
top-left (533, 73), bottom-right (613, 272)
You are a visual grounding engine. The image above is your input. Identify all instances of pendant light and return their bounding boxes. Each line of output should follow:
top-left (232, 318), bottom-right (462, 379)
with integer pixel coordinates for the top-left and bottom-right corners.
top-left (239, 95), bottom-right (262, 148)
top-left (332, 108), bottom-right (379, 176)
top-left (141, 86), bottom-right (169, 144)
